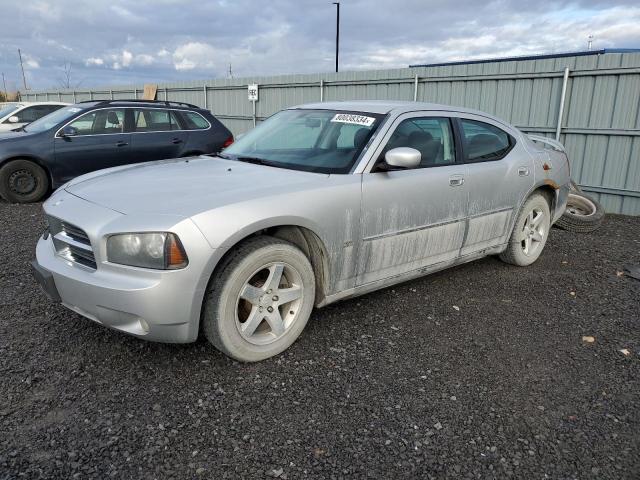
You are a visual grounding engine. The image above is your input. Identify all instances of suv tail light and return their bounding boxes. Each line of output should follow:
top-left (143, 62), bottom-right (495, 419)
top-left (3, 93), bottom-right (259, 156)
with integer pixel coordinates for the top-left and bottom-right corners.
top-left (222, 135), bottom-right (234, 149)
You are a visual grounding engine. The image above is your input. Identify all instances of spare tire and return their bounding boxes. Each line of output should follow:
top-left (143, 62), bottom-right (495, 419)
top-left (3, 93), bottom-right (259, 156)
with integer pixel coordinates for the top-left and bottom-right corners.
top-left (569, 180), bottom-right (583, 193)
top-left (556, 191), bottom-right (604, 233)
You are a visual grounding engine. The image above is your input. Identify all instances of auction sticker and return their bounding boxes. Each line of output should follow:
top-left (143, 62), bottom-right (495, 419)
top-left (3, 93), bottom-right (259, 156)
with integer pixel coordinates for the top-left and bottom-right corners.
top-left (330, 113), bottom-right (375, 127)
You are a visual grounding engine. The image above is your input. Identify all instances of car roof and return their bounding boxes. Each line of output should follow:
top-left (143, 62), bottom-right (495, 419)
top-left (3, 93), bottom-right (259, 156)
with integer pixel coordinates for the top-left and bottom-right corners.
top-left (289, 100), bottom-right (511, 127)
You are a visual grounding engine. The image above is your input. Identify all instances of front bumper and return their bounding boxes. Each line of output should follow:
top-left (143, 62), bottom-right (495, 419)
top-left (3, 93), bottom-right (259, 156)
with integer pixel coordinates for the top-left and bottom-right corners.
top-left (33, 188), bottom-right (226, 343)
top-left (31, 260), bottom-right (61, 302)
top-left (34, 236), bottom-right (204, 343)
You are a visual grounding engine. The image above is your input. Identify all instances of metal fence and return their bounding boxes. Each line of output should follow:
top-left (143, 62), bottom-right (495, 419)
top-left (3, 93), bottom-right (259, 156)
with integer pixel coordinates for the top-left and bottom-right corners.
top-left (22, 50), bottom-right (640, 215)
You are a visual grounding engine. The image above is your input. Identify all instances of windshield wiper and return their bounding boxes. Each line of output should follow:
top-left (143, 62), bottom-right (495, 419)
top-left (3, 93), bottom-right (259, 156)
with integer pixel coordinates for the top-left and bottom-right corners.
top-left (215, 152), bottom-right (282, 168)
top-left (234, 156), bottom-right (278, 167)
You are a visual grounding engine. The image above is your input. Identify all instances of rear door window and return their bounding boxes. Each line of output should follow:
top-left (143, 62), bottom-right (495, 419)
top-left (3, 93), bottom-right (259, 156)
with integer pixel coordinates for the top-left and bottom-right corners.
top-left (460, 119), bottom-right (513, 162)
top-left (132, 109), bottom-right (181, 132)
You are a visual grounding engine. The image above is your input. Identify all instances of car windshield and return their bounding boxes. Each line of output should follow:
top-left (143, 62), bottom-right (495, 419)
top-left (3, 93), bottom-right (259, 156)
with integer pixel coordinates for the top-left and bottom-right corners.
top-left (0, 103), bottom-right (20, 118)
top-left (24, 106), bottom-right (84, 133)
top-left (222, 109), bottom-right (384, 174)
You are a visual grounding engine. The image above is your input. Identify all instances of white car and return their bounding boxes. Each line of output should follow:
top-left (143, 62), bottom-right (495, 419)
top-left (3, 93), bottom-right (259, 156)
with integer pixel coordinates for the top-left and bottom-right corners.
top-left (0, 102), bottom-right (68, 132)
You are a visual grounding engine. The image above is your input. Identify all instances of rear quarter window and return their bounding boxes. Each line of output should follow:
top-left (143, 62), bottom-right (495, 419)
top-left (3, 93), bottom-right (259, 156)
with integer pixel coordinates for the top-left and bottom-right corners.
top-left (182, 112), bottom-right (210, 130)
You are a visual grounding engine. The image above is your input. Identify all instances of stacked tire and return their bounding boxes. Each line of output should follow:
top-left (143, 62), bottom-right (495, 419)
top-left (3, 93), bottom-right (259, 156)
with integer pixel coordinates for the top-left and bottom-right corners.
top-left (555, 181), bottom-right (604, 233)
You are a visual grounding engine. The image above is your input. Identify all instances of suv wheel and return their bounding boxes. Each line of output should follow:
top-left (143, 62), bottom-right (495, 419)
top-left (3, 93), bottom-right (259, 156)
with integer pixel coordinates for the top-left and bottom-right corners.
top-left (202, 236), bottom-right (316, 362)
top-left (0, 160), bottom-right (49, 203)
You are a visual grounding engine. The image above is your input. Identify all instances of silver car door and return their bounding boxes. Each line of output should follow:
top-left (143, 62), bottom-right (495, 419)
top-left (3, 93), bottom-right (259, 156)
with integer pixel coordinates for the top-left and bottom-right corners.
top-left (456, 115), bottom-right (535, 256)
top-left (357, 112), bottom-right (468, 286)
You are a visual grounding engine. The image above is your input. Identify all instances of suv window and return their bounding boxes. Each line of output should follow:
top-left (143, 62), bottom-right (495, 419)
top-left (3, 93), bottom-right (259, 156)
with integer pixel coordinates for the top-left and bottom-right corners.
top-left (133, 108), bottom-right (181, 132)
top-left (460, 119), bottom-right (512, 161)
top-left (182, 111), bottom-right (210, 130)
top-left (381, 117), bottom-right (456, 168)
top-left (132, 109), bottom-right (181, 132)
top-left (67, 109), bottom-right (125, 135)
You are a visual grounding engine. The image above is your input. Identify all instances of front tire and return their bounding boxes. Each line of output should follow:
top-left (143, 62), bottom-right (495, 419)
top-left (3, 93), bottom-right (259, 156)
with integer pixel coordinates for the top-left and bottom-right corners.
top-left (500, 193), bottom-right (551, 266)
top-left (0, 160), bottom-right (49, 203)
top-left (202, 236), bottom-right (316, 362)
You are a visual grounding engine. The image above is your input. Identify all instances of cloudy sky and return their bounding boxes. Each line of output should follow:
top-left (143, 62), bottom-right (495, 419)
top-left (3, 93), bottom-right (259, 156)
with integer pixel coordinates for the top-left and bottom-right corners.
top-left (1, 0), bottom-right (639, 91)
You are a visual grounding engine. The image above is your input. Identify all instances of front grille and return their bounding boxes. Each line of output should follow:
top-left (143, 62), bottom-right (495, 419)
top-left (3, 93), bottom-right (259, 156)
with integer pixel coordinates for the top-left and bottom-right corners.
top-left (61, 221), bottom-right (91, 244)
top-left (48, 216), bottom-right (97, 270)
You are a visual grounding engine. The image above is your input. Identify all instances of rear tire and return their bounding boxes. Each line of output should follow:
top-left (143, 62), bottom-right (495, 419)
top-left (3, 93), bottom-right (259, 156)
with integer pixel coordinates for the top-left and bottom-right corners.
top-left (500, 193), bottom-right (551, 266)
top-left (202, 236), bottom-right (316, 362)
top-left (0, 160), bottom-right (49, 203)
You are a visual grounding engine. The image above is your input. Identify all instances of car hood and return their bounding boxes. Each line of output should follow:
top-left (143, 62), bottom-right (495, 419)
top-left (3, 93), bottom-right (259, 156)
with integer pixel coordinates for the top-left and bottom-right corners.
top-left (65, 156), bottom-right (330, 217)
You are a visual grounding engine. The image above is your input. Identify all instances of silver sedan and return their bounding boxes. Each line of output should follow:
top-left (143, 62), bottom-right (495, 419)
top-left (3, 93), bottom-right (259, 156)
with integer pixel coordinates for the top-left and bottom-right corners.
top-left (32, 101), bottom-right (570, 361)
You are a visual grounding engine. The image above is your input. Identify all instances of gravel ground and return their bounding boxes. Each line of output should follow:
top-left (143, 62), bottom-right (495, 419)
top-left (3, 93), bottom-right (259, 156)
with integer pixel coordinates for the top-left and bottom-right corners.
top-left (0, 201), bottom-right (638, 480)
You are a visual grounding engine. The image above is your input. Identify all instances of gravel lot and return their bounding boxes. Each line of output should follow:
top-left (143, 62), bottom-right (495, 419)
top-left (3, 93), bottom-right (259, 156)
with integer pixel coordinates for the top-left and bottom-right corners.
top-left (1, 201), bottom-right (638, 480)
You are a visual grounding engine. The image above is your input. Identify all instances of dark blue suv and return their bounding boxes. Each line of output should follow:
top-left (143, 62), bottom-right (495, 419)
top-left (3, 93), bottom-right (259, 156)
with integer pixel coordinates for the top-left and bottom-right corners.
top-left (0, 99), bottom-right (233, 203)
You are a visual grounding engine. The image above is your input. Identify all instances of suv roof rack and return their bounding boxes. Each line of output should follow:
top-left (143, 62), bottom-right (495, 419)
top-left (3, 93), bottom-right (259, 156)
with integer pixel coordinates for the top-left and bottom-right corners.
top-left (75, 99), bottom-right (201, 109)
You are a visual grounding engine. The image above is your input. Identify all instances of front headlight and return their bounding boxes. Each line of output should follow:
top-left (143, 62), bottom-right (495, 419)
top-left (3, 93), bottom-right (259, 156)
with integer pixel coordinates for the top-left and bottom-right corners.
top-left (106, 232), bottom-right (188, 270)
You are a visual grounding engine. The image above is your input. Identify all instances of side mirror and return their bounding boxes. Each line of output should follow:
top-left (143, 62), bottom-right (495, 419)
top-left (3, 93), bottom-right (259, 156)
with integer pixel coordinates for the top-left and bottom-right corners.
top-left (8, 116), bottom-right (19, 123)
top-left (384, 147), bottom-right (421, 169)
top-left (60, 126), bottom-right (78, 137)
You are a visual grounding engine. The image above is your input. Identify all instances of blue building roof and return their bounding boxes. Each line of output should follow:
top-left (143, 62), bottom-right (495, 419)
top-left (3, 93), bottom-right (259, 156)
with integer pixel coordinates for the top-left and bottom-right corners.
top-left (409, 48), bottom-right (640, 68)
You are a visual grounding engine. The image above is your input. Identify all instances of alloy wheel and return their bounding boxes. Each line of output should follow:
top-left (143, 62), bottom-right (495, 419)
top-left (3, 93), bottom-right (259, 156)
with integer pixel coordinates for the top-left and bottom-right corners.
top-left (235, 262), bottom-right (304, 345)
top-left (520, 207), bottom-right (546, 256)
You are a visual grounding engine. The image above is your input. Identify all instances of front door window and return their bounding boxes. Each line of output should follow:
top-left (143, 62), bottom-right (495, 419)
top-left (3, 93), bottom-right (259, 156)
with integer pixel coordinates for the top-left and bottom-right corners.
top-left (67, 109), bottom-right (125, 135)
top-left (376, 117), bottom-right (456, 169)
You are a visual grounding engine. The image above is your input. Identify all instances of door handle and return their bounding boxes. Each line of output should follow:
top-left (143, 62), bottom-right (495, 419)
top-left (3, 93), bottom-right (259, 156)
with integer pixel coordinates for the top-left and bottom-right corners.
top-left (116, 141), bottom-right (128, 147)
top-left (449, 174), bottom-right (464, 187)
top-left (518, 166), bottom-right (530, 176)
top-left (171, 138), bottom-right (183, 144)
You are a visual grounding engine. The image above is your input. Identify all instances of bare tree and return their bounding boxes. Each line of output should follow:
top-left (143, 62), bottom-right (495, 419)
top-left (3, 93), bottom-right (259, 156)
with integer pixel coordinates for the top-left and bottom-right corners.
top-left (57, 61), bottom-right (82, 89)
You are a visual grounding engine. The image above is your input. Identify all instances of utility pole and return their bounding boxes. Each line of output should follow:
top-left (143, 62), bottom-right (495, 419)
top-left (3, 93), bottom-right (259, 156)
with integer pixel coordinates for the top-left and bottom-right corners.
top-left (1, 73), bottom-right (7, 101)
top-left (18, 49), bottom-right (28, 90)
top-left (333, 2), bottom-right (340, 73)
